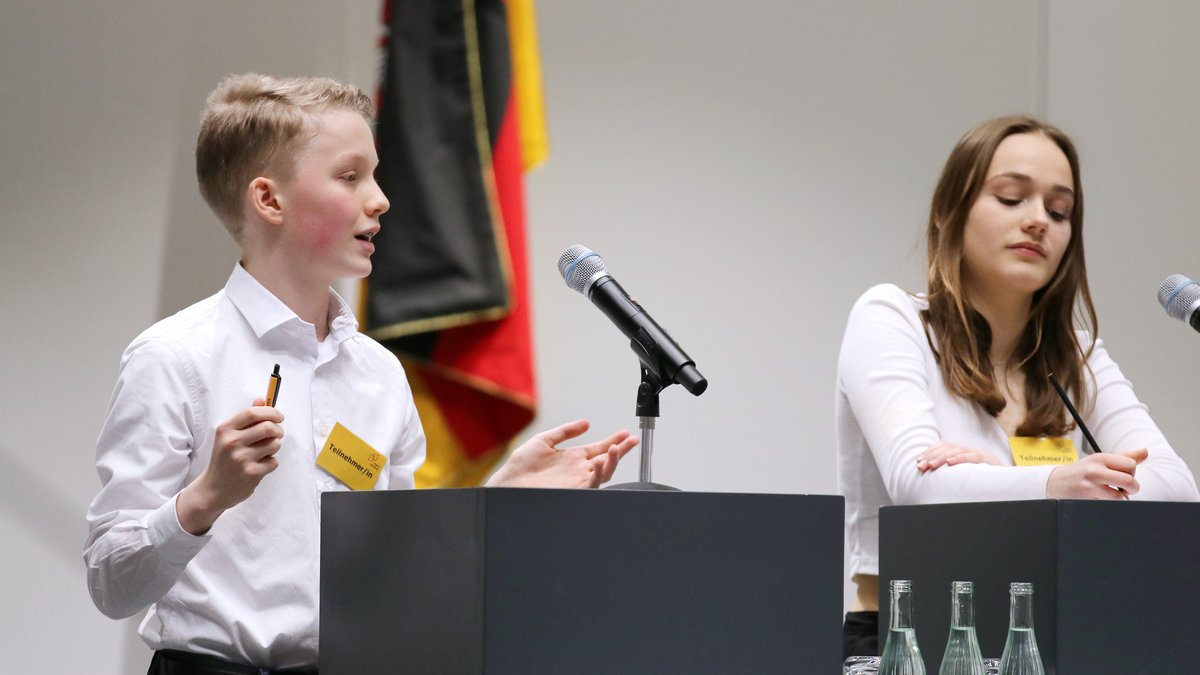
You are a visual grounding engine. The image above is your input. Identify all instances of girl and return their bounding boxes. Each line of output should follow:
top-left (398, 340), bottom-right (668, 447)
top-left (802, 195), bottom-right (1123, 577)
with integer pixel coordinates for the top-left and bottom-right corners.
top-left (836, 116), bottom-right (1199, 656)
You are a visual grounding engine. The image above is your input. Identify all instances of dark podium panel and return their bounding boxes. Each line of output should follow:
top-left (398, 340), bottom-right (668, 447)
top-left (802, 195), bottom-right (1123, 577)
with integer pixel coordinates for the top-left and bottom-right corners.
top-left (880, 500), bottom-right (1200, 675)
top-left (320, 488), bottom-right (843, 674)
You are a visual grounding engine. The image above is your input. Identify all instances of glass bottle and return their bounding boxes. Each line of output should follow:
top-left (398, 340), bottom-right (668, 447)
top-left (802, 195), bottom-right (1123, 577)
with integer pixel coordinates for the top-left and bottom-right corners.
top-left (998, 582), bottom-right (1045, 675)
top-left (938, 581), bottom-right (985, 675)
top-left (879, 579), bottom-right (926, 675)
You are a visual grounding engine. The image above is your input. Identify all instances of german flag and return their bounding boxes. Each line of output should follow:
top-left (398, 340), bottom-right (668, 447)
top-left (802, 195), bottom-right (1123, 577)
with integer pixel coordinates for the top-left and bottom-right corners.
top-left (365, 0), bottom-right (547, 487)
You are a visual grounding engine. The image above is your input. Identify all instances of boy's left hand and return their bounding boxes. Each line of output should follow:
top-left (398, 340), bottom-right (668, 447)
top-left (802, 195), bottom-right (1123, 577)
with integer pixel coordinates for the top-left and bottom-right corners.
top-left (486, 419), bottom-right (638, 489)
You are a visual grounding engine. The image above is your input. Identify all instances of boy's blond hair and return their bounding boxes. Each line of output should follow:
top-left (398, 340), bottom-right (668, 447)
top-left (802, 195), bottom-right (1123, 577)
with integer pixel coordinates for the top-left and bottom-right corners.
top-left (196, 73), bottom-right (375, 240)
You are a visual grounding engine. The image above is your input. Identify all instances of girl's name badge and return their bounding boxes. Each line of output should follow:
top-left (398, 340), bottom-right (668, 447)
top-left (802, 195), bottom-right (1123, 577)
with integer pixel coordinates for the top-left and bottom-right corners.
top-left (317, 422), bottom-right (384, 490)
top-left (1009, 437), bottom-right (1078, 466)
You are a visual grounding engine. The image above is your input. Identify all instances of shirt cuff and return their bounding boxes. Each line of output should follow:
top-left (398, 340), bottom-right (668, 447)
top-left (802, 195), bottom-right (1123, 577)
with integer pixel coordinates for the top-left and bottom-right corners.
top-left (1027, 464), bottom-right (1059, 499)
top-left (147, 493), bottom-right (211, 566)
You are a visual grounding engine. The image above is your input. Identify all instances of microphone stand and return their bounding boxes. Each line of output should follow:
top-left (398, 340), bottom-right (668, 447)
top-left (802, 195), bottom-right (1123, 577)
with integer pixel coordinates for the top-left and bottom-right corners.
top-left (605, 366), bottom-right (680, 491)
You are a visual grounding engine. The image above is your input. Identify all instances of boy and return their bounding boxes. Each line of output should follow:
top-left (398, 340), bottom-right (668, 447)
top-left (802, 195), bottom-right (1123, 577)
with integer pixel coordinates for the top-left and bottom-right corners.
top-left (84, 73), bottom-right (635, 674)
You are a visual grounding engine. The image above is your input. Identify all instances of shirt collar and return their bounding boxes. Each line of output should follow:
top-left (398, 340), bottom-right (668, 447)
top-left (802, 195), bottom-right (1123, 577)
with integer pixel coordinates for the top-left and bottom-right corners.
top-left (225, 263), bottom-right (360, 342)
top-left (326, 286), bottom-right (360, 343)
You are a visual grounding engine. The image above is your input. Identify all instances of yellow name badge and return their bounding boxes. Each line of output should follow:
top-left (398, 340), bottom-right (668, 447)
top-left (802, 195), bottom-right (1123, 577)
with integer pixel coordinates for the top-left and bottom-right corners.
top-left (1009, 437), bottom-right (1078, 466)
top-left (317, 422), bottom-right (384, 490)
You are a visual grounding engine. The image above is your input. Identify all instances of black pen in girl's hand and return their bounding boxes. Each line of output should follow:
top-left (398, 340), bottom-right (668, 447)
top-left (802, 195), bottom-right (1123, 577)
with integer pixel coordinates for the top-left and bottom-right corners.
top-left (1049, 372), bottom-right (1128, 497)
top-left (1047, 372), bottom-right (1100, 454)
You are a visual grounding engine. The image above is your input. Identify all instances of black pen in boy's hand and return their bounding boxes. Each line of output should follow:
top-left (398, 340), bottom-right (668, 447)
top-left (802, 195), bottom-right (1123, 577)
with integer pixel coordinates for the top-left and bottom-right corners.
top-left (266, 364), bottom-right (282, 407)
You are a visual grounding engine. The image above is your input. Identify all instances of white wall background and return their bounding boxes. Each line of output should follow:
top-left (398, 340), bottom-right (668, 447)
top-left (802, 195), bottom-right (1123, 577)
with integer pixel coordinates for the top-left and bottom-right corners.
top-left (2, 1), bottom-right (1198, 672)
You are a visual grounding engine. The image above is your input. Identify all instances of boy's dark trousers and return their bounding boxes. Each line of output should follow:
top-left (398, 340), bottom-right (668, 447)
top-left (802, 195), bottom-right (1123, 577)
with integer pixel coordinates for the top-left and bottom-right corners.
top-left (148, 649), bottom-right (316, 675)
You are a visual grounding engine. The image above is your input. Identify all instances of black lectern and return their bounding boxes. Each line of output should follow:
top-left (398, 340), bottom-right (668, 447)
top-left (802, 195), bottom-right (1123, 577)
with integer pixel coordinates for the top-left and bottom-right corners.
top-left (880, 500), bottom-right (1200, 675)
top-left (320, 488), bottom-right (843, 674)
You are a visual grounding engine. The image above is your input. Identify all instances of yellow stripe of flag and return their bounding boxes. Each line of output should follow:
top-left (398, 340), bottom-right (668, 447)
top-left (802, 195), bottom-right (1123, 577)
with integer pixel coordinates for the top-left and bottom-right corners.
top-left (506, 0), bottom-right (549, 171)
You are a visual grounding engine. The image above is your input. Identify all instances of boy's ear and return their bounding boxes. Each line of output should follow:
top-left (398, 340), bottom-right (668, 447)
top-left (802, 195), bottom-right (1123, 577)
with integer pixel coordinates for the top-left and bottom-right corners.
top-left (249, 176), bottom-right (284, 225)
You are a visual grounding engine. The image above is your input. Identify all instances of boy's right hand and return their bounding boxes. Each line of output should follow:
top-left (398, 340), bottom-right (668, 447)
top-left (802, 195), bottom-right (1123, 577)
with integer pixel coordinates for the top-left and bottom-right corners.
top-left (177, 399), bottom-right (284, 535)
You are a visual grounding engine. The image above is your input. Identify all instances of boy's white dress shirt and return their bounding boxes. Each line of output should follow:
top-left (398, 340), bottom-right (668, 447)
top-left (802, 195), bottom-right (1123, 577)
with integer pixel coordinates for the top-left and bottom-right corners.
top-left (85, 264), bottom-right (426, 670)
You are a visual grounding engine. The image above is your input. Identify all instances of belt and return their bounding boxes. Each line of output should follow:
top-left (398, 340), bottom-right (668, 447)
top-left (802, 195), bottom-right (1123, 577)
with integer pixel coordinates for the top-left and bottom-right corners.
top-left (149, 650), bottom-right (317, 675)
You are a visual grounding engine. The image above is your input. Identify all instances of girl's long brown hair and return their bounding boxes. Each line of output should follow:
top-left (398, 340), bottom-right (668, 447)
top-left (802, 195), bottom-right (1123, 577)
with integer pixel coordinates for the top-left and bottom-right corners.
top-left (922, 116), bottom-right (1097, 437)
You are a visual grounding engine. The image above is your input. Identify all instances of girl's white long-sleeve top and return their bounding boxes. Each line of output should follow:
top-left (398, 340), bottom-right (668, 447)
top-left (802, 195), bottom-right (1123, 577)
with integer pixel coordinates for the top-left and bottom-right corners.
top-left (837, 284), bottom-right (1199, 578)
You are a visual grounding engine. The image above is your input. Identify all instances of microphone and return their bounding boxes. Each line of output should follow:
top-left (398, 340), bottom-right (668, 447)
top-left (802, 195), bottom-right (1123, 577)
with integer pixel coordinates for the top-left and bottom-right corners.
top-left (558, 245), bottom-right (707, 395)
top-left (1158, 274), bottom-right (1200, 333)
